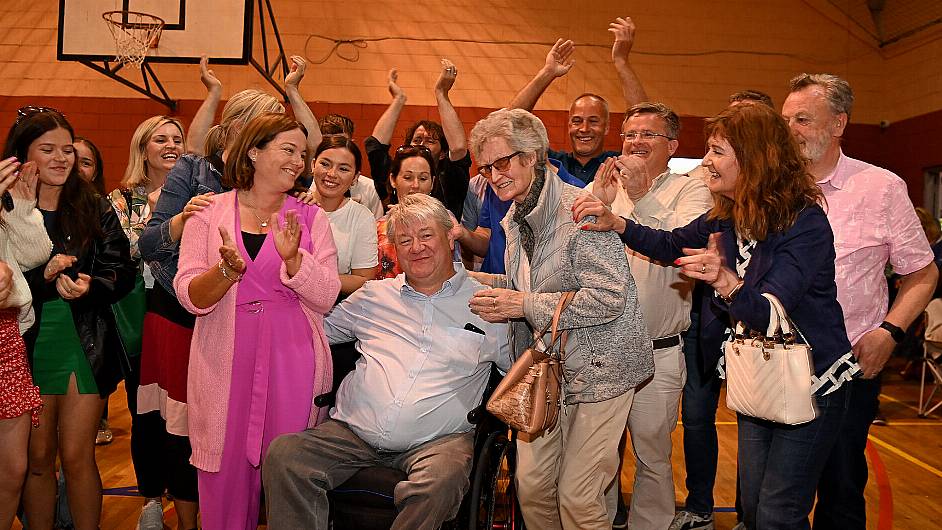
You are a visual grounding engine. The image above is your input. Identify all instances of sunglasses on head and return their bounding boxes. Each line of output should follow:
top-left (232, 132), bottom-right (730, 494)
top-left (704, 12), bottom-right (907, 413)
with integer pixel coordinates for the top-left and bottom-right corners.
top-left (395, 144), bottom-right (432, 158)
top-left (15, 105), bottom-right (63, 125)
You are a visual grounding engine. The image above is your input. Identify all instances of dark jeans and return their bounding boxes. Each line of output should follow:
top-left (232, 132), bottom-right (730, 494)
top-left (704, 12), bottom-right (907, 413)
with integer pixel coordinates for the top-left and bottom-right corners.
top-left (679, 321), bottom-right (722, 515)
top-left (812, 376), bottom-right (880, 530)
top-left (738, 383), bottom-right (851, 530)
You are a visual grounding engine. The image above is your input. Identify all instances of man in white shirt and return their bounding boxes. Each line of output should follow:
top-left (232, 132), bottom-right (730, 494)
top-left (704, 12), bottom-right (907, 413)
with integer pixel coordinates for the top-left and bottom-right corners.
top-left (262, 194), bottom-right (510, 530)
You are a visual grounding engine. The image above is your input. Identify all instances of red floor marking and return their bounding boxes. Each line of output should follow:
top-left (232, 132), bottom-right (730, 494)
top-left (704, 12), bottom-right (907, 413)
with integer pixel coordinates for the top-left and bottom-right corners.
top-left (865, 440), bottom-right (894, 530)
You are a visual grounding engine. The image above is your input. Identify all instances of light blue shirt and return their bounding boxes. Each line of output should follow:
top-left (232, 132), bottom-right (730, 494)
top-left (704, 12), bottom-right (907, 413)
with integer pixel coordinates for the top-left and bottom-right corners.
top-left (324, 264), bottom-right (512, 452)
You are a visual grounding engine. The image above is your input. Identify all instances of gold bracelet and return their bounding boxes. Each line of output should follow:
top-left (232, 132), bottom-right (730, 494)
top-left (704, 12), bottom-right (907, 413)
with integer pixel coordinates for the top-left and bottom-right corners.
top-left (218, 259), bottom-right (242, 282)
top-left (720, 279), bottom-right (744, 304)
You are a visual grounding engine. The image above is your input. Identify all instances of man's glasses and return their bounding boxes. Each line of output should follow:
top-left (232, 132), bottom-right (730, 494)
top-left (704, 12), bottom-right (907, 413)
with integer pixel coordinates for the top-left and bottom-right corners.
top-left (620, 130), bottom-right (674, 142)
top-left (16, 106), bottom-right (62, 125)
top-left (478, 151), bottom-right (523, 178)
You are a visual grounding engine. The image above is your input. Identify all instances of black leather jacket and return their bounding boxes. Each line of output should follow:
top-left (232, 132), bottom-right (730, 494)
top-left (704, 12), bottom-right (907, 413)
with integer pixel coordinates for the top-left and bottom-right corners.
top-left (24, 197), bottom-right (136, 398)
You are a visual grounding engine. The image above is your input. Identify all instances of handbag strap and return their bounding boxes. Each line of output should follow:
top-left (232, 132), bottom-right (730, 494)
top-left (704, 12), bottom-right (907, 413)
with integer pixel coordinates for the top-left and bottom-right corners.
top-left (763, 293), bottom-right (811, 347)
top-left (734, 295), bottom-right (780, 337)
top-left (532, 291), bottom-right (575, 359)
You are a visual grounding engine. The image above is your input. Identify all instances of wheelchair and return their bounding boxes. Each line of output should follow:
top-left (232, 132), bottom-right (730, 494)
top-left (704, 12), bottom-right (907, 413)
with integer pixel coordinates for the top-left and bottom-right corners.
top-left (316, 341), bottom-right (525, 530)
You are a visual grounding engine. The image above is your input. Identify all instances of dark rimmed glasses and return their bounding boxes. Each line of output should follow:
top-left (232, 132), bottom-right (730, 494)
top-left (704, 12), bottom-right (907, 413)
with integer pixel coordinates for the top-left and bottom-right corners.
top-left (15, 105), bottom-right (63, 125)
top-left (478, 151), bottom-right (523, 178)
top-left (620, 130), bottom-right (674, 142)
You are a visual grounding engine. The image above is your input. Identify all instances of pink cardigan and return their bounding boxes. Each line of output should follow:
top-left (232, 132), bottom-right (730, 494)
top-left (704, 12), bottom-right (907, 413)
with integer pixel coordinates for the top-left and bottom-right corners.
top-left (174, 192), bottom-right (340, 472)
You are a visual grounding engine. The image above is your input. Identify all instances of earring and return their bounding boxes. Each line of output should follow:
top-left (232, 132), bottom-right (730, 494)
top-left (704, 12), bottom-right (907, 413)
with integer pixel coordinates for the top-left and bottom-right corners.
top-left (249, 155), bottom-right (257, 162)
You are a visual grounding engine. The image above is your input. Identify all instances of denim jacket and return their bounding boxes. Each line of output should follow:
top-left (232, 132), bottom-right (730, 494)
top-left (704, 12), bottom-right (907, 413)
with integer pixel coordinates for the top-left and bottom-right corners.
top-left (138, 154), bottom-right (226, 295)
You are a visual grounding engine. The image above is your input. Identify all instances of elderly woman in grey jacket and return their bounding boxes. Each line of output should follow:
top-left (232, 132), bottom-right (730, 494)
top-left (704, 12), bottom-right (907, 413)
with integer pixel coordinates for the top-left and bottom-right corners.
top-left (468, 108), bottom-right (652, 530)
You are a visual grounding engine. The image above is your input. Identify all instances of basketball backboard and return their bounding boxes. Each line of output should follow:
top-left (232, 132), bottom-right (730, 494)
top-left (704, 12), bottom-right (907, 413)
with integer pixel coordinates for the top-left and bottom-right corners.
top-left (58, 0), bottom-right (253, 64)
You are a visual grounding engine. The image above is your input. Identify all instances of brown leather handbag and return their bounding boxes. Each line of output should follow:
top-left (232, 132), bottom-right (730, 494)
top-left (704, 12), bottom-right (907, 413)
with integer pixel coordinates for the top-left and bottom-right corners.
top-left (486, 292), bottom-right (575, 435)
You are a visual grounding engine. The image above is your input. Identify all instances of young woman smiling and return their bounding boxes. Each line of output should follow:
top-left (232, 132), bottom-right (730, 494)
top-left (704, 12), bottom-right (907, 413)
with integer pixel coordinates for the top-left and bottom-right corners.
top-left (310, 136), bottom-right (377, 297)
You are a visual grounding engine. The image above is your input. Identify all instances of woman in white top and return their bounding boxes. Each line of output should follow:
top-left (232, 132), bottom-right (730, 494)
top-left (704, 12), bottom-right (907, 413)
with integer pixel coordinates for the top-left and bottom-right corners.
top-left (0, 151), bottom-right (51, 528)
top-left (311, 136), bottom-right (378, 297)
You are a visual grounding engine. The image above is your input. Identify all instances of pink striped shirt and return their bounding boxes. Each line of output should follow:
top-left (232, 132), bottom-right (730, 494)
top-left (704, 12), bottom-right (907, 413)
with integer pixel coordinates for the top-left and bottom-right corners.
top-left (818, 152), bottom-right (933, 346)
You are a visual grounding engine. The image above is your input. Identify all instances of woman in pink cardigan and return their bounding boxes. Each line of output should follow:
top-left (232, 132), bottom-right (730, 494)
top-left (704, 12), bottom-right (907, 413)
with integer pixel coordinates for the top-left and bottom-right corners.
top-left (173, 113), bottom-right (340, 530)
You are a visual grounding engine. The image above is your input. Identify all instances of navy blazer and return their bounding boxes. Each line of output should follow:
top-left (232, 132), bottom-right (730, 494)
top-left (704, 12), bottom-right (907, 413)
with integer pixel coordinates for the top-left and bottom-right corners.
top-left (620, 205), bottom-right (850, 376)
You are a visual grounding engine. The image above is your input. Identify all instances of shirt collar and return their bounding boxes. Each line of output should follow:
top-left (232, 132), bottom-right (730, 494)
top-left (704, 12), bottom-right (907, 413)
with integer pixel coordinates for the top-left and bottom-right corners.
top-left (397, 263), bottom-right (467, 299)
top-left (816, 150), bottom-right (849, 190)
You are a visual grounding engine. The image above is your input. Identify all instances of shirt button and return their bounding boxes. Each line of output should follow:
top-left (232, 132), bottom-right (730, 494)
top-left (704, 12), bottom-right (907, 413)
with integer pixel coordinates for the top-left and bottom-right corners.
top-left (421, 347), bottom-right (428, 353)
top-left (408, 370), bottom-right (416, 378)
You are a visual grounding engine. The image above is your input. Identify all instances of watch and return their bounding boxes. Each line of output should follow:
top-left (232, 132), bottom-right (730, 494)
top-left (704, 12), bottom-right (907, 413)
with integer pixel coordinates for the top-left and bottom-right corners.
top-left (879, 321), bottom-right (905, 344)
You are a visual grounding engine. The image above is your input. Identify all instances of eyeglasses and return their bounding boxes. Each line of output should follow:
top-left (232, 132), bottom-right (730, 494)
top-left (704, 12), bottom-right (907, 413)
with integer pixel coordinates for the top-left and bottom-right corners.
top-left (395, 144), bottom-right (433, 158)
top-left (620, 130), bottom-right (674, 142)
top-left (16, 105), bottom-right (63, 125)
top-left (478, 151), bottom-right (523, 178)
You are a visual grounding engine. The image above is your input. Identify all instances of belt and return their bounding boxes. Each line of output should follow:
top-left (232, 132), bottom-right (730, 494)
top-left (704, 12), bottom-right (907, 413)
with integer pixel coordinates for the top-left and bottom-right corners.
top-left (652, 334), bottom-right (680, 350)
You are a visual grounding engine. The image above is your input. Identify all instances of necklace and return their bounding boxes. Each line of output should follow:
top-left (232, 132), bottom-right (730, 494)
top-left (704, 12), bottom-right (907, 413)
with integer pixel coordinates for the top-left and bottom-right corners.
top-left (240, 192), bottom-right (284, 230)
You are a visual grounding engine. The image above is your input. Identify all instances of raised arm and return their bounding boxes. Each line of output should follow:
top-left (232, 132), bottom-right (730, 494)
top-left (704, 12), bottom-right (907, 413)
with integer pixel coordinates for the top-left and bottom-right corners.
top-left (435, 59), bottom-right (467, 161)
top-left (284, 55), bottom-right (322, 153)
top-left (186, 56), bottom-right (223, 156)
top-left (371, 68), bottom-right (407, 145)
top-left (609, 17), bottom-right (648, 108)
top-left (509, 38), bottom-right (575, 111)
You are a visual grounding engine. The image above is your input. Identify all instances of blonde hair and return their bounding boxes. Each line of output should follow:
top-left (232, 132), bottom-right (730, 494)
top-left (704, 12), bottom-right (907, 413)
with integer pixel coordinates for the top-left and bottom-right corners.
top-left (385, 193), bottom-right (454, 241)
top-left (204, 89), bottom-right (284, 156)
top-left (122, 116), bottom-right (185, 190)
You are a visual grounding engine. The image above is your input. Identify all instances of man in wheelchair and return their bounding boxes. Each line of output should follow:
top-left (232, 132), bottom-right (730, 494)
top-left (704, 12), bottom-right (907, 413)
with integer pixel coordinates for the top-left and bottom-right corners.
top-left (263, 194), bottom-right (511, 529)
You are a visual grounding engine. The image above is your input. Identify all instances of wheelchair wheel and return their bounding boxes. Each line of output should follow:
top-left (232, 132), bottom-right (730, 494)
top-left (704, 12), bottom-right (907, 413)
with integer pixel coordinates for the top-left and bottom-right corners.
top-left (468, 431), bottom-right (524, 530)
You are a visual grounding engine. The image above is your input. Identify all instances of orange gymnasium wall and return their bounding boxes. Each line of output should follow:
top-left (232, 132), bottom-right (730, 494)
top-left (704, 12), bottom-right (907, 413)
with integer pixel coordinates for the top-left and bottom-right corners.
top-left (0, 0), bottom-right (940, 203)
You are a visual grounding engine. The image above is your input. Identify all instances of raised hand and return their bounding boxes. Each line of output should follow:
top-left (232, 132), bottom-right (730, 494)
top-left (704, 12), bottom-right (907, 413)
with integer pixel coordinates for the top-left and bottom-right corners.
top-left (435, 59), bottom-right (457, 95)
top-left (218, 226), bottom-right (246, 276)
top-left (609, 16), bottom-right (637, 63)
top-left (11, 161), bottom-right (38, 200)
top-left (614, 155), bottom-right (652, 201)
top-left (57, 272), bottom-right (91, 300)
top-left (387, 68), bottom-right (406, 101)
top-left (0, 157), bottom-right (21, 199)
top-left (271, 210), bottom-right (301, 264)
top-left (676, 233), bottom-right (739, 296)
top-left (544, 38), bottom-right (575, 78)
top-left (591, 157), bottom-right (619, 206)
top-left (199, 55), bottom-right (222, 92)
top-left (44, 253), bottom-right (78, 281)
top-left (285, 55), bottom-right (307, 88)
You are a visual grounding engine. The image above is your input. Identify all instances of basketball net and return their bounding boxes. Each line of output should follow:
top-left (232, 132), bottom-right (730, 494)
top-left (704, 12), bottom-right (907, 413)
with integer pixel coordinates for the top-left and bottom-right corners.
top-left (102, 11), bottom-right (165, 67)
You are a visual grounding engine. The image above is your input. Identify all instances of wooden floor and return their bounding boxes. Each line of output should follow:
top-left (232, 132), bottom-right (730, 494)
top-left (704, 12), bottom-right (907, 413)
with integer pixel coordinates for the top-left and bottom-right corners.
top-left (13, 358), bottom-right (942, 529)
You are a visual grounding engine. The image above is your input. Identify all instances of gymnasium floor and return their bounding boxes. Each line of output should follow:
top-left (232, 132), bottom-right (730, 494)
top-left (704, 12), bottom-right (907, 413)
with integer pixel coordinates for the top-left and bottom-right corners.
top-left (15, 358), bottom-right (942, 529)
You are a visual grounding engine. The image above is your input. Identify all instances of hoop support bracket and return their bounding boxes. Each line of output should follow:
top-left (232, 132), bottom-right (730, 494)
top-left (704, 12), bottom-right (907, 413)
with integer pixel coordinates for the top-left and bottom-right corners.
top-left (78, 60), bottom-right (178, 112)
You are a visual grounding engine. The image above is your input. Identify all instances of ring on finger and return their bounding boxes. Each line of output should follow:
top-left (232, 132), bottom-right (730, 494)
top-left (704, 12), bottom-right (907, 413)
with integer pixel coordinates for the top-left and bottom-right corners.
top-left (700, 264), bottom-right (707, 274)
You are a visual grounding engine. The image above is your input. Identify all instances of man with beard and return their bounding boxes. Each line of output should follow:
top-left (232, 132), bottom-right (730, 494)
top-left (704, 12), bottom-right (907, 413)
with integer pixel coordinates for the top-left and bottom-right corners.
top-left (510, 17), bottom-right (647, 184)
top-left (782, 73), bottom-right (937, 530)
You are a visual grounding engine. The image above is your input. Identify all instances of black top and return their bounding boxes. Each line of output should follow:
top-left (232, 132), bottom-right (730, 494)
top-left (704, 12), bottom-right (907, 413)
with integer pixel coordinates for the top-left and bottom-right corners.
top-left (242, 231), bottom-right (266, 261)
top-left (364, 135), bottom-right (472, 221)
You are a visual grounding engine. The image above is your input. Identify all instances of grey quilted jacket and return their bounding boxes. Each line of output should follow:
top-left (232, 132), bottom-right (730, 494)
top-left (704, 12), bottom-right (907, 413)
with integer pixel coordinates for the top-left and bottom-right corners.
top-left (496, 167), bottom-right (654, 404)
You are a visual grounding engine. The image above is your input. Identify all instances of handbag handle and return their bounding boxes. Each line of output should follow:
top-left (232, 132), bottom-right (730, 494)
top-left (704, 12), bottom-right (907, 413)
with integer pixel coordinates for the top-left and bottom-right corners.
top-left (763, 293), bottom-right (811, 347)
top-left (532, 291), bottom-right (576, 360)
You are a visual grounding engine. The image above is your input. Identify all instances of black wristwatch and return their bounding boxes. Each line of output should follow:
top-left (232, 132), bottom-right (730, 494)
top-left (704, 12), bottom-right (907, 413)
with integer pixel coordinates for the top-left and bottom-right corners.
top-left (879, 321), bottom-right (905, 344)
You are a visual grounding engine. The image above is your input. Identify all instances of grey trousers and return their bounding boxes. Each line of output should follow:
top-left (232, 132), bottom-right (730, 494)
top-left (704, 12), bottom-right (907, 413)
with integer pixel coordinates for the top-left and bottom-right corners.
top-left (262, 419), bottom-right (474, 530)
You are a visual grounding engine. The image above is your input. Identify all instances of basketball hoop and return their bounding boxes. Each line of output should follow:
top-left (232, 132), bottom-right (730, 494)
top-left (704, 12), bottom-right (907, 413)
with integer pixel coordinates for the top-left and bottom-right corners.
top-left (102, 10), bottom-right (165, 67)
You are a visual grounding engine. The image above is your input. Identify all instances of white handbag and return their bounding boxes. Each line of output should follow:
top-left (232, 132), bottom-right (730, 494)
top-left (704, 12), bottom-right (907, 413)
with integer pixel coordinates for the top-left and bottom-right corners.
top-left (724, 293), bottom-right (818, 425)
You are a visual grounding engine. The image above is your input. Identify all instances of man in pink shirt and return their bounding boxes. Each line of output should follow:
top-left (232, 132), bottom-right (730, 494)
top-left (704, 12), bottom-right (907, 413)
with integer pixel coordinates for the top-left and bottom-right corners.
top-left (782, 73), bottom-right (938, 530)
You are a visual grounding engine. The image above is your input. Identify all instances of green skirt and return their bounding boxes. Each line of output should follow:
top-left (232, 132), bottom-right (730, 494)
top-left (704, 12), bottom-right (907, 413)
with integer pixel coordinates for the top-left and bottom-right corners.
top-left (32, 298), bottom-right (98, 395)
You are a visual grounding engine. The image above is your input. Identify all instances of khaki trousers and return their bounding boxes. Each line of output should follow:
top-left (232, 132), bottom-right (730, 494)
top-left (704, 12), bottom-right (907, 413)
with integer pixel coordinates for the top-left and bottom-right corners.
top-left (516, 389), bottom-right (635, 530)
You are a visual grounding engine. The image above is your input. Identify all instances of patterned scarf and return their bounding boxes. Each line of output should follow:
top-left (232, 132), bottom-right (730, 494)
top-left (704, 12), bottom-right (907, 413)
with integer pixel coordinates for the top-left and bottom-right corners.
top-left (512, 165), bottom-right (547, 262)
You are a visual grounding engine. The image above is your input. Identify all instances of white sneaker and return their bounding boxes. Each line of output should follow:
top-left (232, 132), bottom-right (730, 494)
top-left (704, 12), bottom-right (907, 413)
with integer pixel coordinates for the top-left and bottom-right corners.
top-left (668, 511), bottom-right (715, 530)
top-left (136, 499), bottom-right (164, 530)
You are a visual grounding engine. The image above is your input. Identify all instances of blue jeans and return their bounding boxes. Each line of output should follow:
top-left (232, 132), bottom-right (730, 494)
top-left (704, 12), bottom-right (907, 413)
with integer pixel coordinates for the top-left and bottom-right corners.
top-left (679, 318), bottom-right (722, 515)
top-left (812, 376), bottom-right (880, 530)
top-left (737, 383), bottom-right (851, 530)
